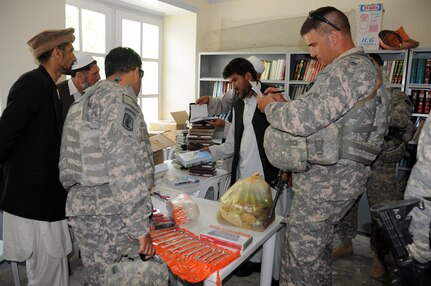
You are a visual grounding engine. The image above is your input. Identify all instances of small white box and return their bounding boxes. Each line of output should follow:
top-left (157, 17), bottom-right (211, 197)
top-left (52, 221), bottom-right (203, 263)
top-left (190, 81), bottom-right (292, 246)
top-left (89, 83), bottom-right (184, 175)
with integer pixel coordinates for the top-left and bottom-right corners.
top-left (200, 225), bottom-right (253, 251)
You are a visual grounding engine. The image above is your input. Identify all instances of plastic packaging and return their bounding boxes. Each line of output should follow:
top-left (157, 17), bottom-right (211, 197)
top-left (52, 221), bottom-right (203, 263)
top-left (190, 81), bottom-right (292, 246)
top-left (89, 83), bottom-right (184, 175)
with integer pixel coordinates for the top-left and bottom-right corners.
top-left (166, 193), bottom-right (200, 225)
top-left (218, 173), bottom-right (274, 231)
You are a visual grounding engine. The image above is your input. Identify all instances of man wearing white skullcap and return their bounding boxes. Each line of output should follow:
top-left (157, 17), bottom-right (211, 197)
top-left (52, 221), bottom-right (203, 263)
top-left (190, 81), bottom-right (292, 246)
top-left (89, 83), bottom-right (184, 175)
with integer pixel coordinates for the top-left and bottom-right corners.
top-left (57, 51), bottom-right (101, 119)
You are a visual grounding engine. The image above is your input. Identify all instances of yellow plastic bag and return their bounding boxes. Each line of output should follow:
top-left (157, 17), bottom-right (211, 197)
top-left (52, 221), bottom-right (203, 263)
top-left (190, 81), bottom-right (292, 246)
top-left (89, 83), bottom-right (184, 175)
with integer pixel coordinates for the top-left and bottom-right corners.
top-left (218, 173), bottom-right (274, 231)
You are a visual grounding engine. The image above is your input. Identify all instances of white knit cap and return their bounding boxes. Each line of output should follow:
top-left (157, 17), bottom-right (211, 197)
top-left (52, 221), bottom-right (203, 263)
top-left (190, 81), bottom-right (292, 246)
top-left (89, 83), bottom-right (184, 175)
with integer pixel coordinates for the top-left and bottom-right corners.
top-left (72, 51), bottom-right (96, 70)
top-left (247, 55), bottom-right (265, 74)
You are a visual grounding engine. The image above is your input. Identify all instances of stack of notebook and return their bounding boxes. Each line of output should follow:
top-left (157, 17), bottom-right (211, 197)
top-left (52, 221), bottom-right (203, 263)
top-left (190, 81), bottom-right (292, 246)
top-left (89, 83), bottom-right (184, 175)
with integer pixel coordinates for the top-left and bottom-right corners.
top-left (186, 122), bottom-right (215, 151)
top-left (188, 161), bottom-right (217, 177)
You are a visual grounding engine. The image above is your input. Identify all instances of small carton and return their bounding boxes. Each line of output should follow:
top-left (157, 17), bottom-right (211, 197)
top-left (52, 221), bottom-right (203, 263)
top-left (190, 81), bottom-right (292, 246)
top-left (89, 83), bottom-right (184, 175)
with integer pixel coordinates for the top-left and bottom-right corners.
top-left (200, 225), bottom-right (253, 251)
top-left (148, 110), bottom-right (189, 142)
top-left (149, 134), bottom-right (175, 165)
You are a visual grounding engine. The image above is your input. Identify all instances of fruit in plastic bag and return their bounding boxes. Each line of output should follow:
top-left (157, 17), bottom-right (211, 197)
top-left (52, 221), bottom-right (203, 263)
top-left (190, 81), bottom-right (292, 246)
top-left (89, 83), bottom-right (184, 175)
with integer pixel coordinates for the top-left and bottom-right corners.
top-left (218, 173), bottom-right (274, 231)
top-left (166, 193), bottom-right (200, 225)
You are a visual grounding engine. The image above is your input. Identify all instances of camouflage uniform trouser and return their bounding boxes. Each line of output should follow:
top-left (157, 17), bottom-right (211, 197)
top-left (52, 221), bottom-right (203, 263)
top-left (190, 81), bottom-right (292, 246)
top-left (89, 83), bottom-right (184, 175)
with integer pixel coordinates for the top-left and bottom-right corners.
top-left (336, 162), bottom-right (403, 254)
top-left (280, 191), bottom-right (357, 286)
top-left (68, 215), bottom-right (131, 286)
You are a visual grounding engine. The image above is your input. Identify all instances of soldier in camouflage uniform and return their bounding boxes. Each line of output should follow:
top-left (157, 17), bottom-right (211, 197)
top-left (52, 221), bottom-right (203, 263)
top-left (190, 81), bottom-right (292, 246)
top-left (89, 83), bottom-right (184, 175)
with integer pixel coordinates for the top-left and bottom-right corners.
top-left (257, 7), bottom-right (389, 285)
top-left (332, 54), bottom-right (414, 280)
top-left (404, 115), bottom-right (431, 264)
top-left (59, 47), bottom-right (167, 285)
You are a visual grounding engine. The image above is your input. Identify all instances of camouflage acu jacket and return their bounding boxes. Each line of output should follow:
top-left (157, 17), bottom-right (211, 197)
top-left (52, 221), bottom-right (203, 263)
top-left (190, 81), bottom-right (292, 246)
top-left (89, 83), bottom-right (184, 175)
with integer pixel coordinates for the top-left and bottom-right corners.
top-left (62, 80), bottom-right (154, 239)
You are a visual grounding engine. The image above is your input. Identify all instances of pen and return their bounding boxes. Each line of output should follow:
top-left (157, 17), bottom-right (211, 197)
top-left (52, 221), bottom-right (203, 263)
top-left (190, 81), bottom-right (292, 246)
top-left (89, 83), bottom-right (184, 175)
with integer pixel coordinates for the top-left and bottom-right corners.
top-left (263, 89), bottom-right (285, 95)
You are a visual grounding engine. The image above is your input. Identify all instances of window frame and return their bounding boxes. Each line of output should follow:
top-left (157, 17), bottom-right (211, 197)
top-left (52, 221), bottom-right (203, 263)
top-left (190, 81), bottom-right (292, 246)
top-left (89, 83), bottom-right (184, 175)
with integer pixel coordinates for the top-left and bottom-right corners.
top-left (66, 0), bottom-right (163, 121)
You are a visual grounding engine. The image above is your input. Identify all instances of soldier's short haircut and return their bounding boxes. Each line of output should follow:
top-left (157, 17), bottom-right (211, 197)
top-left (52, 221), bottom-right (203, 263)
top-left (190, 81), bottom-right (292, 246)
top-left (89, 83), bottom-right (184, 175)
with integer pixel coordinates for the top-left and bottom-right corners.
top-left (105, 47), bottom-right (142, 78)
top-left (300, 6), bottom-right (351, 37)
top-left (222, 57), bottom-right (258, 80)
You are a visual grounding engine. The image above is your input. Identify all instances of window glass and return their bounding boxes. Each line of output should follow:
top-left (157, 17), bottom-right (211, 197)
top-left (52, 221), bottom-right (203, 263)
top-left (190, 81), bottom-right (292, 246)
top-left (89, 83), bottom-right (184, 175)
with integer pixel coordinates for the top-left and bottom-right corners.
top-left (142, 23), bottom-right (159, 59)
top-left (65, 4), bottom-right (80, 50)
top-left (141, 61), bottom-right (158, 95)
top-left (140, 97), bottom-right (158, 124)
top-left (93, 56), bottom-right (105, 80)
top-left (82, 9), bottom-right (106, 53)
top-left (122, 19), bottom-right (141, 56)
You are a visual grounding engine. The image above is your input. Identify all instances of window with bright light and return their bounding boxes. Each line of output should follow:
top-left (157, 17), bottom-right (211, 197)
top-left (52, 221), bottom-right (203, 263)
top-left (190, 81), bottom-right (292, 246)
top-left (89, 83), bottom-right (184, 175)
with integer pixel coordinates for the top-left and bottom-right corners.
top-left (66, 0), bottom-right (162, 121)
top-left (120, 15), bottom-right (161, 123)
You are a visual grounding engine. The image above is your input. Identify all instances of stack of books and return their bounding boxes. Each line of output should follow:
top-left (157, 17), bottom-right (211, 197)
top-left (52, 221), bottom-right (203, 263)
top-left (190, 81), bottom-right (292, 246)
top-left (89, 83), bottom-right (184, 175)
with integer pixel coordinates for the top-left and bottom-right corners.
top-left (176, 150), bottom-right (213, 168)
top-left (175, 129), bottom-right (189, 153)
top-left (187, 122), bottom-right (215, 151)
top-left (189, 161), bottom-right (217, 177)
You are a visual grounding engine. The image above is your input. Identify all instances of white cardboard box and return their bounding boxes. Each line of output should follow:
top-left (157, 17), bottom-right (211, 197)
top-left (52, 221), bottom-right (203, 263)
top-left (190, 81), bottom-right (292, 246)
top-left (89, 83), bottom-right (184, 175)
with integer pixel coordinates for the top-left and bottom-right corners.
top-left (200, 225), bottom-right (253, 251)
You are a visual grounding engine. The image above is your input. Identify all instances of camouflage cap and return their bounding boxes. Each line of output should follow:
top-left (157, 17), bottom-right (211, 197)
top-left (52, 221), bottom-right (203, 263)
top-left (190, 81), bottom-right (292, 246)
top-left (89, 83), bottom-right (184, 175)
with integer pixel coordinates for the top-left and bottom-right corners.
top-left (27, 28), bottom-right (75, 58)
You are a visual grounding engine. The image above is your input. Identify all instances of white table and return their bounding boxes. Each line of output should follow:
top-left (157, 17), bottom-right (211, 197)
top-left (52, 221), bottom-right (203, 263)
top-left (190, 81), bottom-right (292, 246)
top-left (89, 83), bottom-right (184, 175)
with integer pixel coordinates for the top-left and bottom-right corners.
top-left (156, 160), bottom-right (230, 200)
top-left (151, 188), bottom-right (283, 286)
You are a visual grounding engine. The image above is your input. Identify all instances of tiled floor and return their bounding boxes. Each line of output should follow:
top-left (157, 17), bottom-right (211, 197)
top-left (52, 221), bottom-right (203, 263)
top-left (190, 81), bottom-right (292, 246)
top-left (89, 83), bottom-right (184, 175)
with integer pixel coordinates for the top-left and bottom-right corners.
top-left (0, 233), bottom-right (392, 286)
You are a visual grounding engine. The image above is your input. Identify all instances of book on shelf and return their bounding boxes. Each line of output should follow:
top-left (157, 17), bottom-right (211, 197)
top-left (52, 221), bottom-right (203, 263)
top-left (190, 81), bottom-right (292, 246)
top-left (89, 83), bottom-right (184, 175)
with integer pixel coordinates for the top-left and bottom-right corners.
top-left (417, 90), bottom-right (425, 114)
top-left (416, 58), bottom-right (427, 84)
top-left (269, 59), bottom-right (278, 80)
top-left (410, 90), bottom-right (419, 112)
top-left (199, 225), bottom-right (253, 251)
top-left (410, 58), bottom-right (418, 84)
top-left (176, 150), bottom-right (213, 167)
top-left (424, 58), bottom-right (431, 84)
top-left (424, 90), bottom-right (431, 114)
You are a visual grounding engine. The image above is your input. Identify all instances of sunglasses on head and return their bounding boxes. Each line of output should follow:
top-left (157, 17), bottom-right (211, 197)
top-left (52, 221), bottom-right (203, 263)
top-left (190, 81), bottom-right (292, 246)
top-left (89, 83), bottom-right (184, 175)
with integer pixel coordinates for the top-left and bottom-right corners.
top-left (308, 11), bottom-right (341, 31)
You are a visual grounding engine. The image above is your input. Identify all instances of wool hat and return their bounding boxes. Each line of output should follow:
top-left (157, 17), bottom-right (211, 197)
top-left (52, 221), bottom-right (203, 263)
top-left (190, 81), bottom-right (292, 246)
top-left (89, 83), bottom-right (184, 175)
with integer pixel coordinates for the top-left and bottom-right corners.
top-left (27, 28), bottom-right (75, 58)
top-left (72, 51), bottom-right (96, 71)
top-left (378, 26), bottom-right (419, 50)
top-left (247, 56), bottom-right (265, 74)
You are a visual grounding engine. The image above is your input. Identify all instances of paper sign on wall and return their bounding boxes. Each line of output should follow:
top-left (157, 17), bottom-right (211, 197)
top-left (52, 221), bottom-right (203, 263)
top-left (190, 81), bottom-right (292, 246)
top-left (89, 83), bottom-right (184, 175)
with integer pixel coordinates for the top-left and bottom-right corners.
top-left (357, 4), bottom-right (383, 50)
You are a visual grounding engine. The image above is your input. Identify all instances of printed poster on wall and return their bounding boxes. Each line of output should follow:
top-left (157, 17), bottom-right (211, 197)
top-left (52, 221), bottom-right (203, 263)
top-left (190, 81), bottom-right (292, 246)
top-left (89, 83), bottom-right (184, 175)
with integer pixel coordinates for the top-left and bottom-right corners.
top-left (357, 4), bottom-right (383, 50)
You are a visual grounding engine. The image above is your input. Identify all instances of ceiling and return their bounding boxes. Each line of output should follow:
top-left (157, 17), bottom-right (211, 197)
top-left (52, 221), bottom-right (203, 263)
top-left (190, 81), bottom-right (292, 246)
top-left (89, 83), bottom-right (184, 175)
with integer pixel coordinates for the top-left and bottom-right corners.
top-left (116, 0), bottom-right (192, 15)
top-left (115, 0), bottom-right (237, 15)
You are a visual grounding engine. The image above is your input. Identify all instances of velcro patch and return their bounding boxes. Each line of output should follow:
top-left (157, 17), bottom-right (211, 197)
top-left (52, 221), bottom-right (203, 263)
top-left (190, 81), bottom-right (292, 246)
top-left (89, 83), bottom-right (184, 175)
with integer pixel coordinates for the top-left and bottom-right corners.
top-left (122, 110), bottom-right (135, 131)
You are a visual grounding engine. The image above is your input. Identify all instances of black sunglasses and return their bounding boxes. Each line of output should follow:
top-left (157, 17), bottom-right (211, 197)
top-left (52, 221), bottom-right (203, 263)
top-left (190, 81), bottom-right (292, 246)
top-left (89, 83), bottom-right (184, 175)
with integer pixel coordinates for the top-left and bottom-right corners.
top-left (139, 69), bottom-right (144, 79)
top-left (308, 11), bottom-right (341, 31)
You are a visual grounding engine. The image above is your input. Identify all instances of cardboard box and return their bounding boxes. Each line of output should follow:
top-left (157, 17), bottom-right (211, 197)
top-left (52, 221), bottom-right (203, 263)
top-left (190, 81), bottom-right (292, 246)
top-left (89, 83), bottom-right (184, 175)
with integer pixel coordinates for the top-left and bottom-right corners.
top-left (149, 134), bottom-right (175, 165)
top-left (149, 111), bottom-right (189, 142)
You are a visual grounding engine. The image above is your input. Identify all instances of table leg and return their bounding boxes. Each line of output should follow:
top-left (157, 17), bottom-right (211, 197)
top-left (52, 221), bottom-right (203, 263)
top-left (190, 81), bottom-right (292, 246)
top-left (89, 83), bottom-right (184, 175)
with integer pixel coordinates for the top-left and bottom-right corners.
top-left (260, 233), bottom-right (276, 286)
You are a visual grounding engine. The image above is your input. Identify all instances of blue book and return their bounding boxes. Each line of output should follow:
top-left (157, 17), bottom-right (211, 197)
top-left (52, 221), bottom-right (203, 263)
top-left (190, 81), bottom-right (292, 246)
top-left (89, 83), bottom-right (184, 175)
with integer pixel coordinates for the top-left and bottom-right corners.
top-left (416, 58), bottom-right (427, 84)
top-left (410, 58), bottom-right (418, 83)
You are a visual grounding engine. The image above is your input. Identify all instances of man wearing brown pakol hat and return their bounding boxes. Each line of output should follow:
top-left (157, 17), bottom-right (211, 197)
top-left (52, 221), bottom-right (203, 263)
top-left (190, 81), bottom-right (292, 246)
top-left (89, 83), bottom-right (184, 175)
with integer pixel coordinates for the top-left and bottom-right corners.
top-left (0, 28), bottom-right (76, 286)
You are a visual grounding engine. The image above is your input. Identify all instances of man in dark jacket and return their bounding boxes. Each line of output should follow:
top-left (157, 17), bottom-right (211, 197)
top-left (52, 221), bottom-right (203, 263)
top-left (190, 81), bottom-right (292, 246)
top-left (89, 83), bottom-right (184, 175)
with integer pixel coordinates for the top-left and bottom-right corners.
top-left (0, 28), bottom-right (76, 286)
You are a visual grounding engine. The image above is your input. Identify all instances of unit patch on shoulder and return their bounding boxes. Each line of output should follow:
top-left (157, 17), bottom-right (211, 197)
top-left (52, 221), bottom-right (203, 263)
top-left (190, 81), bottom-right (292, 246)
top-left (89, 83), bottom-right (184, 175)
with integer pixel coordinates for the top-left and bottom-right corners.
top-left (122, 109), bottom-right (135, 131)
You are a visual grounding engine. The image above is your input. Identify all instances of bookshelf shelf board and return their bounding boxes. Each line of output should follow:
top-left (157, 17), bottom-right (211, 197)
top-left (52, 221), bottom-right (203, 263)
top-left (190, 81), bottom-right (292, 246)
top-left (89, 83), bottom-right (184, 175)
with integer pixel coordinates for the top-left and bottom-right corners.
top-left (200, 77), bottom-right (228, 82)
top-left (386, 83), bottom-right (403, 89)
top-left (408, 83), bottom-right (431, 90)
top-left (289, 80), bottom-right (311, 85)
top-left (261, 79), bottom-right (285, 84)
top-left (411, 113), bottom-right (429, 118)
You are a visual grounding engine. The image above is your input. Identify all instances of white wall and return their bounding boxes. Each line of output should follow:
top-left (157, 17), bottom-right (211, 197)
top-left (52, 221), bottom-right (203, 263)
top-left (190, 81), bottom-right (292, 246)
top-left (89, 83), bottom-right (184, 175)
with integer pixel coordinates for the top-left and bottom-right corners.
top-left (1, 0), bottom-right (430, 112)
top-left (163, 13), bottom-right (197, 120)
top-left (184, 0), bottom-right (431, 51)
top-left (0, 0), bottom-right (65, 111)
